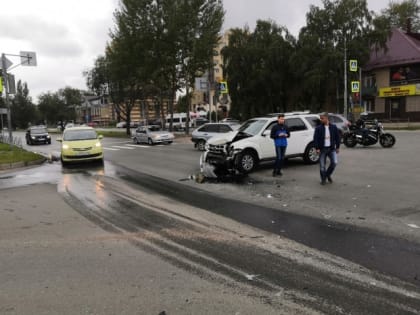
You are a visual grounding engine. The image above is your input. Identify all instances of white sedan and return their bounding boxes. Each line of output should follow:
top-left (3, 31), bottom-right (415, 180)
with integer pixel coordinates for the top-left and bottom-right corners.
top-left (132, 125), bottom-right (174, 145)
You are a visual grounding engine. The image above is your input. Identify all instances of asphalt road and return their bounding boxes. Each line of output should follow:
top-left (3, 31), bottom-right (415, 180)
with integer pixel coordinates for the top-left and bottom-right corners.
top-left (1, 130), bottom-right (420, 314)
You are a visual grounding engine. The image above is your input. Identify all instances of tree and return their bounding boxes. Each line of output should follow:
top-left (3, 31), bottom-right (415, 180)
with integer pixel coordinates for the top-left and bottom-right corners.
top-left (293, 0), bottom-right (390, 113)
top-left (380, 0), bottom-right (420, 32)
top-left (10, 80), bottom-right (38, 129)
top-left (222, 21), bottom-right (295, 120)
top-left (37, 92), bottom-right (67, 126)
top-left (86, 0), bottom-right (224, 134)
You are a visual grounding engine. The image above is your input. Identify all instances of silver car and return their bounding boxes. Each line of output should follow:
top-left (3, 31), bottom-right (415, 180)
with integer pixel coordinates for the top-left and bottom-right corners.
top-left (326, 113), bottom-right (351, 138)
top-left (191, 122), bottom-right (240, 151)
top-left (132, 125), bottom-right (174, 145)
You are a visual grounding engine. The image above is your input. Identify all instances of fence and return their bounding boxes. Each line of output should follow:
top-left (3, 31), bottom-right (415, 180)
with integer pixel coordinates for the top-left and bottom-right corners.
top-left (0, 133), bottom-right (22, 147)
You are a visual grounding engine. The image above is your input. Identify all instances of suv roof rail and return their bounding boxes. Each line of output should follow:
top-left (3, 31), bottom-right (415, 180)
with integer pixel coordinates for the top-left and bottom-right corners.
top-left (267, 110), bottom-right (311, 117)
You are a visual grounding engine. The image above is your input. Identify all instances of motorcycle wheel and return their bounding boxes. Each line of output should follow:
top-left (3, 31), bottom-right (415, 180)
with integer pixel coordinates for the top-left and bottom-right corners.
top-left (380, 133), bottom-right (396, 148)
top-left (343, 133), bottom-right (357, 148)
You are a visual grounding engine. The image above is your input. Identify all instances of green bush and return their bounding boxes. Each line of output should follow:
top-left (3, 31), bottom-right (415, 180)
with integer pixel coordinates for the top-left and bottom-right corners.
top-left (0, 143), bottom-right (44, 164)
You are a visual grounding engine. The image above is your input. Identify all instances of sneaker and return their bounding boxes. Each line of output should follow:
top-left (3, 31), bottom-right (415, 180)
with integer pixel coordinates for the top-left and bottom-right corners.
top-left (277, 170), bottom-right (283, 176)
top-left (320, 180), bottom-right (326, 185)
top-left (327, 176), bottom-right (333, 183)
top-left (272, 170), bottom-right (277, 177)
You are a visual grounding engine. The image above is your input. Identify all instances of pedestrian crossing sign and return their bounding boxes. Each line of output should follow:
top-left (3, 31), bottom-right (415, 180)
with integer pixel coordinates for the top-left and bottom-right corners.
top-left (219, 81), bottom-right (228, 94)
top-left (351, 81), bottom-right (360, 93)
top-left (350, 59), bottom-right (358, 72)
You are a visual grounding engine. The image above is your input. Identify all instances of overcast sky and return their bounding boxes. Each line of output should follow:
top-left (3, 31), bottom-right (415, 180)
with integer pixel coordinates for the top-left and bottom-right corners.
top-left (0, 0), bottom-right (388, 102)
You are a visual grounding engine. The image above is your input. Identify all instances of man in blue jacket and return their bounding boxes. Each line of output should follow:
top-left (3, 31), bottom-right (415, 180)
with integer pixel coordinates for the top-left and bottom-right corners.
top-left (313, 112), bottom-right (341, 185)
top-left (270, 114), bottom-right (290, 176)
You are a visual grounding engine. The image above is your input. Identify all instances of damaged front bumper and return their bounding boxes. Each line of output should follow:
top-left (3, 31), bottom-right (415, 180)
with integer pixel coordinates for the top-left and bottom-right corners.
top-left (199, 147), bottom-right (243, 178)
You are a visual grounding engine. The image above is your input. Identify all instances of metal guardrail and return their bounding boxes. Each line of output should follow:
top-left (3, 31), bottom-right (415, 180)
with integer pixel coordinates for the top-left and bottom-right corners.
top-left (0, 134), bottom-right (22, 147)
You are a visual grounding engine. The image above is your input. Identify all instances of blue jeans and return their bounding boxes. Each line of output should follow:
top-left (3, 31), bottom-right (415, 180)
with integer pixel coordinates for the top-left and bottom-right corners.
top-left (319, 147), bottom-right (337, 181)
top-left (274, 146), bottom-right (287, 171)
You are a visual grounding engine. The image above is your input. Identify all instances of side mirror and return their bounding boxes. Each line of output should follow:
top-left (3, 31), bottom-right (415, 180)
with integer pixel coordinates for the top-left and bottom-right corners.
top-left (262, 130), bottom-right (271, 137)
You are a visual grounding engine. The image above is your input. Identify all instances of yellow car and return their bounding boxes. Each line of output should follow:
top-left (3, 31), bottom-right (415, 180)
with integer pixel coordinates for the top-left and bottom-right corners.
top-left (57, 126), bottom-right (104, 165)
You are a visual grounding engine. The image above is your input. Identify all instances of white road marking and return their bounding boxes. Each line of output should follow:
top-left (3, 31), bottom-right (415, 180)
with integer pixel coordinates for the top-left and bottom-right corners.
top-left (407, 224), bottom-right (420, 229)
top-left (103, 147), bottom-right (119, 151)
top-left (111, 145), bottom-right (135, 150)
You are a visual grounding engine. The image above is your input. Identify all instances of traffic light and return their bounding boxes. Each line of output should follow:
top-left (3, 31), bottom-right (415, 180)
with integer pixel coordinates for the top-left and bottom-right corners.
top-left (0, 69), bottom-right (3, 95)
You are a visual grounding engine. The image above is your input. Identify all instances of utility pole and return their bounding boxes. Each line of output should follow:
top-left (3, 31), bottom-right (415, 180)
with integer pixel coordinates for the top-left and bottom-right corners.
top-left (343, 36), bottom-right (348, 119)
top-left (359, 66), bottom-right (364, 112)
top-left (1, 53), bottom-right (12, 143)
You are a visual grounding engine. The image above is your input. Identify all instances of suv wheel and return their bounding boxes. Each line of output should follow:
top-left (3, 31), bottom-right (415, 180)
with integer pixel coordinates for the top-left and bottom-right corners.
top-left (148, 138), bottom-right (153, 145)
top-left (303, 142), bottom-right (319, 164)
top-left (197, 139), bottom-right (206, 151)
top-left (236, 150), bottom-right (258, 173)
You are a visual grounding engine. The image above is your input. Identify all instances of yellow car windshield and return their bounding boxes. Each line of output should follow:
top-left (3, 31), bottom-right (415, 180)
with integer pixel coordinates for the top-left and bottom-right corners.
top-left (63, 130), bottom-right (97, 141)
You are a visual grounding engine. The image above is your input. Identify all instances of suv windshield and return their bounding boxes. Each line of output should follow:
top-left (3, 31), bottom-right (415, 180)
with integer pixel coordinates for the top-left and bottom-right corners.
top-left (147, 126), bottom-right (161, 132)
top-left (31, 128), bottom-right (48, 134)
top-left (237, 119), bottom-right (268, 136)
top-left (64, 129), bottom-right (97, 141)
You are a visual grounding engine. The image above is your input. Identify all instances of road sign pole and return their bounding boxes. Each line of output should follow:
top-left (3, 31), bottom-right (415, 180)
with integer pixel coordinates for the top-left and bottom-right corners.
top-left (1, 53), bottom-right (13, 145)
top-left (360, 66), bottom-right (364, 112)
top-left (343, 38), bottom-right (348, 119)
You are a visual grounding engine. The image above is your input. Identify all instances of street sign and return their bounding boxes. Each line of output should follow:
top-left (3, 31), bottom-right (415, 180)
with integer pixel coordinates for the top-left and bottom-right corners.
top-left (0, 56), bottom-right (13, 70)
top-left (0, 108), bottom-right (7, 114)
top-left (349, 59), bottom-right (358, 72)
top-left (351, 81), bottom-right (360, 92)
top-left (194, 76), bottom-right (208, 92)
top-left (20, 51), bottom-right (37, 66)
top-left (219, 81), bottom-right (228, 94)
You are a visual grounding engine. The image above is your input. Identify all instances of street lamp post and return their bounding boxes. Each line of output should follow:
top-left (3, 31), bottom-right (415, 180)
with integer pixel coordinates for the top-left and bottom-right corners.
top-left (1, 51), bottom-right (37, 146)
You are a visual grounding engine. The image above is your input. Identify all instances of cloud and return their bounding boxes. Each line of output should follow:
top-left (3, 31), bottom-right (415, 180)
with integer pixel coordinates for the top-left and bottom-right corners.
top-left (0, 15), bottom-right (83, 58)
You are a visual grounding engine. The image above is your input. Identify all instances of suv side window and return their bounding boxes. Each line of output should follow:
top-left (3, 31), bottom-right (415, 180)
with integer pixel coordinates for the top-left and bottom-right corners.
top-left (305, 116), bottom-right (321, 128)
top-left (219, 125), bottom-right (231, 133)
top-left (206, 125), bottom-right (219, 132)
top-left (285, 118), bottom-right (307, 132)
top-left (265, 121), bottom-right (277, 132)
top-left (198, 125), bottom-right (209, 132)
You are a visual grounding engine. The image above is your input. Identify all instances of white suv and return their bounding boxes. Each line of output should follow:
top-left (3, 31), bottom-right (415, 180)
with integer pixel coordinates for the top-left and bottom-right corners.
top-left (200, 112), bottom-right (320, 175)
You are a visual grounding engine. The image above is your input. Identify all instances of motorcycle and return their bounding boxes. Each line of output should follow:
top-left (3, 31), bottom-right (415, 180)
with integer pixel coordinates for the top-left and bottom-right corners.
top-left (343, 119), bottom-right (396, 148)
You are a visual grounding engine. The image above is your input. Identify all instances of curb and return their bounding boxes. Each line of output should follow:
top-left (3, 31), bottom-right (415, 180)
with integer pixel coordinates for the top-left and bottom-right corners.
top-left (0, 157), bottom-right (47, 171)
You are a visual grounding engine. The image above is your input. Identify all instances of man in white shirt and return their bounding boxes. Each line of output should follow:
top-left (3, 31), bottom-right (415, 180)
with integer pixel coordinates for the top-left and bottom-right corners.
top-left (313, 113), bottom-right (341, 185)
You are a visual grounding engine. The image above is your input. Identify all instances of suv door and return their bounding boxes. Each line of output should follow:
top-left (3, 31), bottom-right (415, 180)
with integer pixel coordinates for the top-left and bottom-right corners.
top-left (285, 117), bottom-right (311, 155)
top-left (259, 121), bottom-right (277, 159)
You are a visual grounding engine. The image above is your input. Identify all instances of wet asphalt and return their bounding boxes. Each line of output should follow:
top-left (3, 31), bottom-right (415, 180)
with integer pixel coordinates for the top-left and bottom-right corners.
top-left (1, 154), bottom-right (419, 289)
top-left (113, 164), bottom-right (420, 287)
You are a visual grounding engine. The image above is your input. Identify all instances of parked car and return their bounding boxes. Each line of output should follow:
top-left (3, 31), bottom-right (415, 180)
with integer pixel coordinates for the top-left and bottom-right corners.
top-left (116, 121), bottom-right (127, 128)
top-left (194, 117), bottom-right (209, 127)
top-left (26, 126), bottom-right (51, 145)
top-left (201, 112), bottom-right (320, 175)
top-left (221, 118), bottom-right (240, 124)
top-left (132, 125), bottom-right (175, 145)
top-left (87, 121), bottom-right (98, 127)
top-left (324, 113), bottom-right (350, 138)
top-left (57, 126), bottom-right (104, 165)
top-left (191, 122), bottom-right (240, 151)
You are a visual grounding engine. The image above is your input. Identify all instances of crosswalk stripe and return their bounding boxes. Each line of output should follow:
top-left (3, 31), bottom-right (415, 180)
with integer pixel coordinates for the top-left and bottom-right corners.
top-left (103, 147), bottom-right (119, 151)
top-left (111, 145), bottom-right (135, 149)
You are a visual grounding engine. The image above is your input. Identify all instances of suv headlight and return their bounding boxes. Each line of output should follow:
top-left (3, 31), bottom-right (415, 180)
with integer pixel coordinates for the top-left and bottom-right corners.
top-left (204, 142), bottom-right (210, 151)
